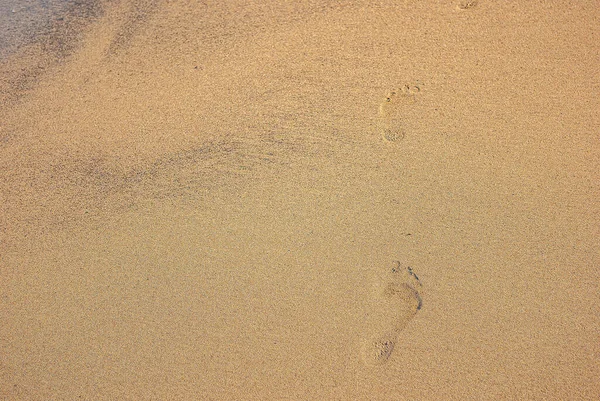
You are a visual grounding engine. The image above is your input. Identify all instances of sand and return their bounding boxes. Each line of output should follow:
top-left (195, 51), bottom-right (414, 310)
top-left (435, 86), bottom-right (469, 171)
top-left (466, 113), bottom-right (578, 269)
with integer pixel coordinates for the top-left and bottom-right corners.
top-left (1, 0), bottom-right (599, 399)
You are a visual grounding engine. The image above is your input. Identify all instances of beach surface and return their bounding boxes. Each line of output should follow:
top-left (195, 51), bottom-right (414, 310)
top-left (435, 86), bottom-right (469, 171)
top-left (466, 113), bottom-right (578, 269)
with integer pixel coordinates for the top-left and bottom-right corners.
top-left (1, 0), bottom-right (599, 399)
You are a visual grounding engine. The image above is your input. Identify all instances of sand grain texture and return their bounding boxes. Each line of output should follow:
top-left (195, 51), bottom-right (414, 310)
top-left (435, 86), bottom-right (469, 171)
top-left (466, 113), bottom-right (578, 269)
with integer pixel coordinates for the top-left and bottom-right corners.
top-left (1, 0), bottom-right (599, 399)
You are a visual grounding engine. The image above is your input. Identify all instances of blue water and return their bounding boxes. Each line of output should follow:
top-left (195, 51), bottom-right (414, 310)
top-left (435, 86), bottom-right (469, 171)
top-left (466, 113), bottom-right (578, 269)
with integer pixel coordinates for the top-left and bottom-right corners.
top-left (0, 0), bottom-right (71, 59)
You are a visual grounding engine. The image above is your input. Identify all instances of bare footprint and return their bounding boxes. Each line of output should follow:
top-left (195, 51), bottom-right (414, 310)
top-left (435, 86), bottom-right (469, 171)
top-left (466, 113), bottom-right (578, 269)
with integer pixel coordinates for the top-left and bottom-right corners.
top-left (361, 261), bottom-right (423, 366)
top-left (378, 84), bottom-right (422, 142)
top-left (361, 331), bottom-right (397, 367)
top-left (457, 0), bottom-right (477, 10)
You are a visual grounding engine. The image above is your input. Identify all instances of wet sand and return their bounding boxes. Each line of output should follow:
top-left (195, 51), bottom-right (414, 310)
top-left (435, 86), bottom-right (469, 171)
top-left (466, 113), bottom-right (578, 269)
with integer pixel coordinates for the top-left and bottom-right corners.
top-left (1, 0), bottom-right (599, 399)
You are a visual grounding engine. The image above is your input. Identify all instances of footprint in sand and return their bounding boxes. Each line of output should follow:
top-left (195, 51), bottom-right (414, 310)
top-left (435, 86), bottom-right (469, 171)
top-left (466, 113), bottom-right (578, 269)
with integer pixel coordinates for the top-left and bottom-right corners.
top-left (457, 0), bottom-right (478, 10)
top-left (378, 83), bottom-right (422, 142)
top-left (361, 261), bottom-right (423, 366)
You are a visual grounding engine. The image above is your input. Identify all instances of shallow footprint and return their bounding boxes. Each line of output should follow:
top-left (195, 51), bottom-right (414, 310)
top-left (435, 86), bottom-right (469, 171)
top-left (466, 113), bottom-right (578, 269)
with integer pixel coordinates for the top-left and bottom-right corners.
top-left (457, 0), bottom-right (478, 10)
top-left (360, 331), bottom-right (397, 367)
top-left (378, 84), bottom-right (421, 142)
top-left (361, 261), bottom-right (423, 366)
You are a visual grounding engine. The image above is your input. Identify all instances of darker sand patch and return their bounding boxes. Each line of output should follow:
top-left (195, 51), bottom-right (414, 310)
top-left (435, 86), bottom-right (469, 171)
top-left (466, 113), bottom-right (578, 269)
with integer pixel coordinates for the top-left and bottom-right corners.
top-left (0, 0), bottom-right (105, 106)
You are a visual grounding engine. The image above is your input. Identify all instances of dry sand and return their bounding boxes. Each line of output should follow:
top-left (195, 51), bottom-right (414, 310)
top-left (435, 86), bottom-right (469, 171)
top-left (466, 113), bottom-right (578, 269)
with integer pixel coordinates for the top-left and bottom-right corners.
top-left (1, 0), bottom-right (599, 399)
